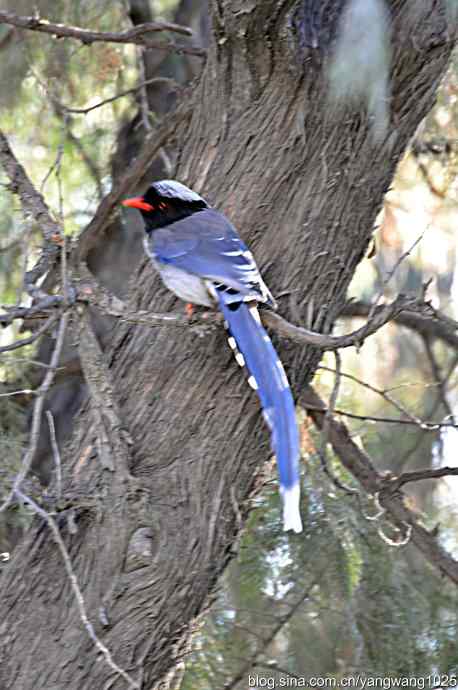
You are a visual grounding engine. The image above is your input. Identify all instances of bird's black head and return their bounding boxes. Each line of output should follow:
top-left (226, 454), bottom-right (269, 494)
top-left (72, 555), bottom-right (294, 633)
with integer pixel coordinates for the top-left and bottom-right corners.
top-left (122, 180), bottom-right (208, 233)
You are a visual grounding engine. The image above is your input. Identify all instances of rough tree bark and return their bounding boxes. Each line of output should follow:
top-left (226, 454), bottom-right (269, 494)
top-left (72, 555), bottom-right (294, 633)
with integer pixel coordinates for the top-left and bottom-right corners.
top-left (0, 2), bottom-right (455, 689)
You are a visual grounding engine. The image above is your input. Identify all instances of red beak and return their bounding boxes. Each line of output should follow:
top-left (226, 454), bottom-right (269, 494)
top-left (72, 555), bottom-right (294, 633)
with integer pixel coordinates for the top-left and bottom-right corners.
top-left (121, 196), bottom-right (154, 212)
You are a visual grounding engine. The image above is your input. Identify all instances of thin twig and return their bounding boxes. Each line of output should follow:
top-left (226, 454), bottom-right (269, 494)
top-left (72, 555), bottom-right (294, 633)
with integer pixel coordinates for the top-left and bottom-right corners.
top-left (263, 294), bottom-right (422, 351)
top-left (367, 232), bottom-right (424, 323)
top-left (0, 389), bottom-right (34, 398)
top-left (0, 296), bottom-right (64, 326)
top-left (423, 336), bottom-right (455, 423)
top-left (305, 404), bottom-right (458, 430)
top-left (318, 352), bottom-right (357, 494)
top-left (0, 9), bottom-right (194, 39)
top-left (40, 127), bottom-right (66, 195)
top-left (15, 224), bottom-right (32, 307)
top-left (318, 365), bottom-right (426, 427)
top-left (15, 489), bottom-right (140, 689)
top-left (0, 128), bottom-right (63, 299)
top-left (398, 354), bottom-right (458, 467)
top-left (382, 466), bottom-right (458, 491)
top-left (342, 300), bottom-right (458, 350)
top-left (0, 311), bottom-right (60, 354)
top-left (302, 385), bottom-right (458, 585)
top-left (0, 11), bottom-right (204, 58)
top-left (0, 311), bottom-right (69, 513)
top-left (58, 77), bottom-right (180, 115)
top-left (46, 411), bottom-right (62, 501)
top-left (223, 578), bottom-right (320, 690)
top-left (137, 48), bottom-right (153, 134)
top-left (0, 356), bottom-right (63, 369)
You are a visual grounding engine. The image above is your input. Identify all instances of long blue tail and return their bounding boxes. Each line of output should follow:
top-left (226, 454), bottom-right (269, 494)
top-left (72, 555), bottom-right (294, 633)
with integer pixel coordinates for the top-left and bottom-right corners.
top-left (217, 294), bottom-right (302, 533)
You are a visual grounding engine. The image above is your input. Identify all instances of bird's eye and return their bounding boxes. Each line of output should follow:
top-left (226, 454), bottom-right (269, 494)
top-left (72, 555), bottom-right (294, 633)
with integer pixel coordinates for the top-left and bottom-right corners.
top-left (159, 202), bottom-right (168, 210)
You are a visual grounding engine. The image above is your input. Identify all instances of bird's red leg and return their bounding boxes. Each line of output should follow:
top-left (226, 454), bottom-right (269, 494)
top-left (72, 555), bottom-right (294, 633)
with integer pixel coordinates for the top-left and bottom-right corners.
top-left (185, 303), bottom-right (195, 318)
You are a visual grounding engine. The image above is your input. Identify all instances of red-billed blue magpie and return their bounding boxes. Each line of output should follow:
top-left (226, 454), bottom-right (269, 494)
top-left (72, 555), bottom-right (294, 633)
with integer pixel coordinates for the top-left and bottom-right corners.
top-left (122, 180), bottom-right (302, 533)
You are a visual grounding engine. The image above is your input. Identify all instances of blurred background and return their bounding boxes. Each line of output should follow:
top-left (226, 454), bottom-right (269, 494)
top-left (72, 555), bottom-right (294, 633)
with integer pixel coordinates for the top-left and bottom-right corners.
top-left (0, 1), bottom-right (457, 686)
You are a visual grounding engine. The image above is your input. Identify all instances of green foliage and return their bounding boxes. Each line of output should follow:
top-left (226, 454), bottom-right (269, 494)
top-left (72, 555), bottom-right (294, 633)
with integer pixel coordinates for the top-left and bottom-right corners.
top-left (184, 459), bottom-right (458, 687)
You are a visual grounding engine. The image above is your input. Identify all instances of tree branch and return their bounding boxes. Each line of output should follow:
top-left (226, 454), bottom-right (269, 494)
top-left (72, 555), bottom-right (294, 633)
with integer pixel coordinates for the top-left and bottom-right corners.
top-left (0, 11), bottom-right (204, 58)
top-left (74, 273), bottom-right (428, 353)
top-left (223, 580), bottom-right (318, 690)
top-left (263, 294), bottom-right (421, 350)
top-left (0, 311), bottom-right (60, 354)
top-left (302, 385), bottom-right (458, 586)
top-left (0, 9), bottom-right (193, 40)
top-left (77, 307), bottom-right (133, 480)
top-left (341, 300), bottom-right (458, 350)
top-left (76, 105), bottom-right (191, 260)
top-left (0, 296), bottom-right (64, 326)
top-left (0, 311), bottom-right (69, 513)
top-left (383, 466), bottom-right (458, 491)
top-left (57, 77), bottom-right (181, 116)
top-left (0, 129), bottom-right (63, 299)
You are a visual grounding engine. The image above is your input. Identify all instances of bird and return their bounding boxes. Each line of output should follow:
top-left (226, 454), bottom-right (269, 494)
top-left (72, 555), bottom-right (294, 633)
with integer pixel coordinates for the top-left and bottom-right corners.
top-left (122, 180), bottom-right (302, 533)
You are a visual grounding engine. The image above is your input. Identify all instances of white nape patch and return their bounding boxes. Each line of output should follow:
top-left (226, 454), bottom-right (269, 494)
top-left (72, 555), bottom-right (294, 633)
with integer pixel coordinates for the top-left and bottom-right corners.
top-left (280, 484), bottom-right (303, 533)
top-left (327, 0), bottom-right (391, 143)
top-left (227, 337), bottom-right (237, 350)
top-left (152, 180), bottom-right (207, 204)
top-left (235, 352), bottom-right (245, 367)
top-left (247, 375), bottom-right (258, 390)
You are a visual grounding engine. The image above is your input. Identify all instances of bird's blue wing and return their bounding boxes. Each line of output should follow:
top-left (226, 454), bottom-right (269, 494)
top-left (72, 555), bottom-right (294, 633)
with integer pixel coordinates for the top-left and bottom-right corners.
top-left (145, 205), bottom-right (300, 531)
top-left (151, 208), bottom-right (267, 300)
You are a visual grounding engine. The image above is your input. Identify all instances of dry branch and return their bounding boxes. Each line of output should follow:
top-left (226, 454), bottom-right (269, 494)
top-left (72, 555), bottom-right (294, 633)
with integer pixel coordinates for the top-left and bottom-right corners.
top-left (0, 312), bottom-right (69, 513)
top-left (263, 294), bottom-right (421, 350)
top-left (76, 106), bottom-right (191, 260)
top-left (223, 580), bottom-right (318, 690)
top-left (0, 296), bottom-right (64, 326)
top-left (342, 300), bottom-right (458, 350)
top-left (0, 311), bottom-right (60, 354)
top-left (78, 307), bottom-right (132, 480)
top-left (0, 129), bottom-right (63, 299)
top-left (0, 10), bottom-right (204, 59)
top-left (76, 275), bottom-right (430, 352)
top-left (302, 385), bottom-right (458, 585)
top-left (58, 77), bottom-right (180, 116)
top-left (0, 10), bottom-right (192, 39)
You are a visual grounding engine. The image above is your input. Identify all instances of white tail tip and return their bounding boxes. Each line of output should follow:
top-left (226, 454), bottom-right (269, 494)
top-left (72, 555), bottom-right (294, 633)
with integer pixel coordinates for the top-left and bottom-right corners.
top-left (281, 484), bottom-right (303, 533)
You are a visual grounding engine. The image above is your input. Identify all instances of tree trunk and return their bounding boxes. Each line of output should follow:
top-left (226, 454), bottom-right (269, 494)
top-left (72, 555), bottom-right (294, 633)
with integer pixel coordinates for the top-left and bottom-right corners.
top-left (0, 2), bottom-right (454, 688)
